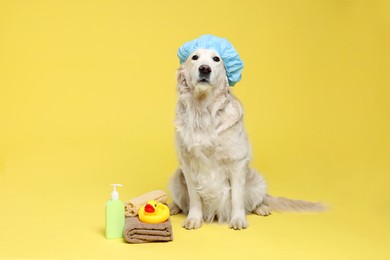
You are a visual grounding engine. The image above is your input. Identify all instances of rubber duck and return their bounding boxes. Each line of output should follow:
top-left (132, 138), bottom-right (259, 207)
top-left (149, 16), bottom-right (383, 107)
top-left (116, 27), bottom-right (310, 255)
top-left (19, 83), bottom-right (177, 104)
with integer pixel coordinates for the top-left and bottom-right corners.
top-left (138, 200), bottom-right (170, 224)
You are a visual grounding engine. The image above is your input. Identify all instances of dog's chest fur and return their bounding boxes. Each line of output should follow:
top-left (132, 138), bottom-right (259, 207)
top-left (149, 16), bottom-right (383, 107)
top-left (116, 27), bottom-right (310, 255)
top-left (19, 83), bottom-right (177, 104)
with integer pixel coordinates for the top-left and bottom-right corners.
top-left (176, 103), bottom-right (219, 161)
top-left (175, 92), bottom-right (244, 161)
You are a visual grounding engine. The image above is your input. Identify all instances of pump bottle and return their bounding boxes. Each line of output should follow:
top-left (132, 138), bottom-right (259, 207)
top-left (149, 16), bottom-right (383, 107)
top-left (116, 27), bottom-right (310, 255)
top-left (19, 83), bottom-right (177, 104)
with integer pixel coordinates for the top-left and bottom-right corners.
top-left (105, 184), bottom-right (125, 239)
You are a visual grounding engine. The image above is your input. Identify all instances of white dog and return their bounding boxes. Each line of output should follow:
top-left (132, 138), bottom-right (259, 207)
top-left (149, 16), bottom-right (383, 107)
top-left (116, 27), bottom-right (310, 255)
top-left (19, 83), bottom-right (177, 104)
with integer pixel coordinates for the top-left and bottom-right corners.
top-left (169, 48), bottom-right (324, 230)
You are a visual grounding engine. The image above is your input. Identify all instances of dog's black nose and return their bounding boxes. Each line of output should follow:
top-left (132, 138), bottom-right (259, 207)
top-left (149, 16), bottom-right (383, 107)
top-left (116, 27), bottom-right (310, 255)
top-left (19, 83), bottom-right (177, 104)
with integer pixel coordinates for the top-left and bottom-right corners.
top-left (199, 65), bottom-right (211, 74)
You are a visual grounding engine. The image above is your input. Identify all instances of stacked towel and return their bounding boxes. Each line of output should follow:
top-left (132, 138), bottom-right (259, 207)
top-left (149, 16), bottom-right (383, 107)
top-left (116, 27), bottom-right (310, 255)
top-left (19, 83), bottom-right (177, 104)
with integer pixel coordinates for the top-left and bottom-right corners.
top-left (124, 217), bottom-right (173, 244)
top-left (125, 190), bottom-right (168, 217)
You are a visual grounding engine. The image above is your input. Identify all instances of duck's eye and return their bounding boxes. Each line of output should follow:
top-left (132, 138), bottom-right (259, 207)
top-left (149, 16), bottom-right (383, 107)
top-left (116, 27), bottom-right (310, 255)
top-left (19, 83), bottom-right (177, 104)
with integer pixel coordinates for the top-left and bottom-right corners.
top-left (213, 56), bottom-right (220, 62)
top-left (154, 204), bottom-right (157, 207)
top-left (192, 55), bottom-right (199, 60)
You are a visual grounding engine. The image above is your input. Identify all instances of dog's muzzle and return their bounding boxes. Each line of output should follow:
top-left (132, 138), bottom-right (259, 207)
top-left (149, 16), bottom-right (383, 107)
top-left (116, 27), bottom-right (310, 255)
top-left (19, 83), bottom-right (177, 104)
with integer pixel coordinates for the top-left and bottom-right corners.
top-left (198, 65), bottom-right (211, 83)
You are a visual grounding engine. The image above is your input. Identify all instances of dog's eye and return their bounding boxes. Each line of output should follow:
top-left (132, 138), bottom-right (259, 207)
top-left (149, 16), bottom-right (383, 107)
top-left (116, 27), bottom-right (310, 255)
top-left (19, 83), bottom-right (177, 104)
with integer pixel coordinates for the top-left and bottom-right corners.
top-left (213, 56), bottom-right (220, 62)
top-left (192, 55), bottom-right (199, 60)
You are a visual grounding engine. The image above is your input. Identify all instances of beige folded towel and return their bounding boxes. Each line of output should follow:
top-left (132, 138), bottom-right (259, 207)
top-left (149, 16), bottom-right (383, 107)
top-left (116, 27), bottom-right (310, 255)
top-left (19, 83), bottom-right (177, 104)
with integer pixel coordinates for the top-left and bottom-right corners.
top-left (125, 190), bottom-right (168, 217)
top-left (124, 217), bottom-right (173, 244)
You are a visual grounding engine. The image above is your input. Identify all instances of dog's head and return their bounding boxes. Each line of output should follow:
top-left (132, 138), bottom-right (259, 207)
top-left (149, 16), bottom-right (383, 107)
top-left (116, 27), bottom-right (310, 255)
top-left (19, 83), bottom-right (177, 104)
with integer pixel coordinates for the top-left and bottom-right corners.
top-left (177, 48), bottom-right (229, 98)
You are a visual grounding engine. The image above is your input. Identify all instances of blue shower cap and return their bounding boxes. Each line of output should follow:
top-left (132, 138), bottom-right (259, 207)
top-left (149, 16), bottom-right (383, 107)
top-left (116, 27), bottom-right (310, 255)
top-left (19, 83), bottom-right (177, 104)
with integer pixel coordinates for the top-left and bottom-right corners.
top-left (177, 34), bottom-right (244, 86)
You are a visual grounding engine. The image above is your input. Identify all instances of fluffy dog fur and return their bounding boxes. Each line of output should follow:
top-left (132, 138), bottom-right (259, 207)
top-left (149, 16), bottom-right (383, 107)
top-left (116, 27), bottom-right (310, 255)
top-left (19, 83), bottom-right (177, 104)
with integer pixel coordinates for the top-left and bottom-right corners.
top-left (169, 49), bottom-right (324, 230)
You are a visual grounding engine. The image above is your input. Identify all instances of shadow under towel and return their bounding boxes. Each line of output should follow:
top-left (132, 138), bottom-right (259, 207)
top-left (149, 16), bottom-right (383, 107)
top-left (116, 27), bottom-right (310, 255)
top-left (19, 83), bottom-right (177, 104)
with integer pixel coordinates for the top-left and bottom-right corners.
top-left (124, 217), bottom-right (173, 243)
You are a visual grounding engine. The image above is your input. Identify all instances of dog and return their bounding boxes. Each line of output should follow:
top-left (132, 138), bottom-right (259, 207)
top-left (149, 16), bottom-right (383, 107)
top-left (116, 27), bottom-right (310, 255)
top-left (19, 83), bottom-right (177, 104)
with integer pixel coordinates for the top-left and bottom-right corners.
top-left (169, 48), bottom-right (324, 230)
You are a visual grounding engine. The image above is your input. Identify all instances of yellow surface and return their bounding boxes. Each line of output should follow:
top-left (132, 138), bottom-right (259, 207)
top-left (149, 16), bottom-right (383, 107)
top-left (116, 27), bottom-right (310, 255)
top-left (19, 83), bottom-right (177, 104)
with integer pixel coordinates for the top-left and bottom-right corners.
top-left (0, 0), bottom-right (389, 259)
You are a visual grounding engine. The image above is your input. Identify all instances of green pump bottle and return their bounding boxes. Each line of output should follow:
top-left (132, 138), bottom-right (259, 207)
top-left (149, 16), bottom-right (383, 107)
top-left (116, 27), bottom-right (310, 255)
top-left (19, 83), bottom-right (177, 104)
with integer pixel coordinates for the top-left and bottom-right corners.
top-left (105, 184), bottom-right (125, 239)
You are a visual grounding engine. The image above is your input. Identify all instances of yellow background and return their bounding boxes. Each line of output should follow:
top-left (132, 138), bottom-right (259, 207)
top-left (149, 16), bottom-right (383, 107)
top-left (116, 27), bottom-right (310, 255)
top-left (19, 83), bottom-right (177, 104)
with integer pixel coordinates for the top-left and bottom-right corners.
top-left (0, 0), bottom-right (389, 259)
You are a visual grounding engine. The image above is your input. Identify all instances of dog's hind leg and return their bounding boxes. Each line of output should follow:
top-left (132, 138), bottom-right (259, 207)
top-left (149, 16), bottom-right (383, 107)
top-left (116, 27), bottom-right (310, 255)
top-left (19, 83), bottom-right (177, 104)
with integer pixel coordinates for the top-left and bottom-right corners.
top-left (169, 202), bottom-right (182, 215)
top-left (169, 168), bottom-right (189, 215)
top-left (244, 168), bottom-right (268, 215)
top-left (253, 203), bottom-right (271, 216)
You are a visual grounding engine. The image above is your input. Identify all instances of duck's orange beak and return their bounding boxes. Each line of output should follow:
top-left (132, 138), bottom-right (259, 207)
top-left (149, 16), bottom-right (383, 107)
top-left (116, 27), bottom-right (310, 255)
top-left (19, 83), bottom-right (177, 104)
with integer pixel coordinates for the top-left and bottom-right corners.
top-left (144, 204), bottom-right (155, 213)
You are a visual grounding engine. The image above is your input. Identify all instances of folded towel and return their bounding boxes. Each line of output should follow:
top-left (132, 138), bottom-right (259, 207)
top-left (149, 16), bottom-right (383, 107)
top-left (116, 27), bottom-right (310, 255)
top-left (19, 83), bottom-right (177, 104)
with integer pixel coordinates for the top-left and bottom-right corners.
top-left (124, 217), bottom-right (173, 244)
top-left (125, 190), bottom-right (168, 217)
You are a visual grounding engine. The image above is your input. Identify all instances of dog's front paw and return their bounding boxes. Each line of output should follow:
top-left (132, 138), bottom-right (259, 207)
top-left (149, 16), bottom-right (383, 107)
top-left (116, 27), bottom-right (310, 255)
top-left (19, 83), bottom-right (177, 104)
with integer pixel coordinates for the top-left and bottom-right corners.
top-left (229, 217), bottom-right (248, 230)
top-left (182, 217), bottom-right (202, 230)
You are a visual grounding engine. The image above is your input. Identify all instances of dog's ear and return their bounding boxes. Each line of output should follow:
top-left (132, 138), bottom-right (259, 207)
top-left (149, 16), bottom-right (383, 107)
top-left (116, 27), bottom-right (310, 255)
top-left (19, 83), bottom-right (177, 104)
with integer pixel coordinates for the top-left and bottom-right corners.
top-left (215, 76), bottom-right (230, 95)
top-left (176, 66), bottom-right (190, 94)
top-left (223, 77), bottom-right (230, 94)
top-left (216, 98), bottom-right (244, 133)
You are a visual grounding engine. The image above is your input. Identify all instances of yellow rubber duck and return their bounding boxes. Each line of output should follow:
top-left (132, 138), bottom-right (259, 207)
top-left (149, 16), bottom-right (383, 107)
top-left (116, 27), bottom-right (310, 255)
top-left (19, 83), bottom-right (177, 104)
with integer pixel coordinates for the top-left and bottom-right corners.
top-left (138, 200), bottom-right (170, 224)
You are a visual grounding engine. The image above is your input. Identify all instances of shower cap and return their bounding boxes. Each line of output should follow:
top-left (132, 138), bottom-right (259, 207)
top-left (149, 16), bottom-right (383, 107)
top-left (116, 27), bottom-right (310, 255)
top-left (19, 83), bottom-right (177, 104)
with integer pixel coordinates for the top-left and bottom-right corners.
top-left (177, 34), bottom-right (244, 86)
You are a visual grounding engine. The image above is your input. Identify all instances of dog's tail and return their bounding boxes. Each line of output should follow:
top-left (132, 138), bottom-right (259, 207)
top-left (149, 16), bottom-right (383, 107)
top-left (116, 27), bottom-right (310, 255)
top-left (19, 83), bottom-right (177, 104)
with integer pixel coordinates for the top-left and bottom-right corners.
top-left (264, 194), bottom-right (327, 213)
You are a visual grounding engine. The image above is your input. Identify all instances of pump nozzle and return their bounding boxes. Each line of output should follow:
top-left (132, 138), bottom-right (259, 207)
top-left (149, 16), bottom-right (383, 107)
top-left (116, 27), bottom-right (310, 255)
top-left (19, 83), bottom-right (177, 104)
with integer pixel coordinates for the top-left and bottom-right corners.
top-left (110, 184), bottom-right (123, 200)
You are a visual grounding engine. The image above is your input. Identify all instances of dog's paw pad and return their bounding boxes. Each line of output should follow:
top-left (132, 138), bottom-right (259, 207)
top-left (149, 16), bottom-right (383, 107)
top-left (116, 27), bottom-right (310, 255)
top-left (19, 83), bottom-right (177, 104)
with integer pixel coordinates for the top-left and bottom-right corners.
top-left (229, 217), bottom-right (248, 230)
top-left (182, 218), bottom-right (202, 230)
